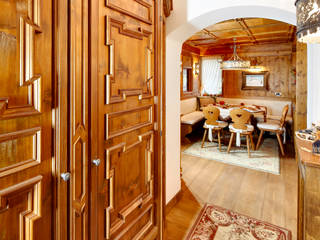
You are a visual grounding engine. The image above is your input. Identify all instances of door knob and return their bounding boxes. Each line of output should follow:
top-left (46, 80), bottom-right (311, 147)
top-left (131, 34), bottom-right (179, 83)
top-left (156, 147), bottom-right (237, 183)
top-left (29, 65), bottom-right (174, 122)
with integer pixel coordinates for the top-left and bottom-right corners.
top-left (60, 172), bottom-right (71, 181)
top-left (92, 159), bottom-right (100, 166)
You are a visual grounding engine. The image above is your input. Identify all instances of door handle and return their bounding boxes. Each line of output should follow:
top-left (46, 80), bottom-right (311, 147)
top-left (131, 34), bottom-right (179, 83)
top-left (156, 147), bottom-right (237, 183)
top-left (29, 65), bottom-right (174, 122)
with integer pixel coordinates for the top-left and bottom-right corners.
top-left (92, 159), bottom-right (101, 166)
top-left (60, 172), bottom-right (71, 181)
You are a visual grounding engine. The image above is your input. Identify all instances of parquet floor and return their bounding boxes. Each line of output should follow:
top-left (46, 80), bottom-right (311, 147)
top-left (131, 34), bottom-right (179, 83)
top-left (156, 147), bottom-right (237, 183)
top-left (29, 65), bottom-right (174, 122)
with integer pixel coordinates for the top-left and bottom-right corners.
top-left (165, 134), bottom-right (298, 240)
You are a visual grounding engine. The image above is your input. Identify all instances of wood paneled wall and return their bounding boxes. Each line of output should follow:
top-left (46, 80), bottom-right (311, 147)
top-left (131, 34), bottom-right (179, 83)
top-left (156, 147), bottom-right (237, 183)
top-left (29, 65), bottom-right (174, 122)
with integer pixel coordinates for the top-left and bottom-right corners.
top-left (222, 53), bottom-right (296, 100)
top-left (213, 43), bottom-right (296, 100)
top-left (180, 44), bottom-right (201, 99)
top-left (295, 42), bottom-right (307, 131)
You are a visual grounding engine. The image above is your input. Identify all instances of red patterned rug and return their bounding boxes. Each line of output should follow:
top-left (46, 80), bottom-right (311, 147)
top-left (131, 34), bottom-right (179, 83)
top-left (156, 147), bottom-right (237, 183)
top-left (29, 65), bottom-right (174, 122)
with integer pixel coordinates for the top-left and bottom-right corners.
top-left (185, 204), bottom-right (292, 240)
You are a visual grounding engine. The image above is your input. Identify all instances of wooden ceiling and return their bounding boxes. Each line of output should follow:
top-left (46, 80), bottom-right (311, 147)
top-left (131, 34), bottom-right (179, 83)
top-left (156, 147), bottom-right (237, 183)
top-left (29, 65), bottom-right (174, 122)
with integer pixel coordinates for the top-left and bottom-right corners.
top-left (185, 18), bottom-right (296, 52)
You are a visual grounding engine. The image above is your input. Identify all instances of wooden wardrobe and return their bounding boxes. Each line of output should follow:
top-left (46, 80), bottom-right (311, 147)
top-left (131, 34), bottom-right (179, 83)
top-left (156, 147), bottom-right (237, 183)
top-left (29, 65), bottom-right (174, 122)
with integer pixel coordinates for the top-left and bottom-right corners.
top-left (0, 0), bottom-right (171, 239)
top-left (296, 133), bottom-right (320, 240)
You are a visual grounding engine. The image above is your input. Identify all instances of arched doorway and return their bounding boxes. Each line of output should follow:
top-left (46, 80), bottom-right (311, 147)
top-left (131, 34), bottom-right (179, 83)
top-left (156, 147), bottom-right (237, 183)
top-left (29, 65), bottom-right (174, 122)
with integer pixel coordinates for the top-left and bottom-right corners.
top-left (165, 2), bottom-right (297, 206)
top-left (164, 2), bottom-right (303, 239)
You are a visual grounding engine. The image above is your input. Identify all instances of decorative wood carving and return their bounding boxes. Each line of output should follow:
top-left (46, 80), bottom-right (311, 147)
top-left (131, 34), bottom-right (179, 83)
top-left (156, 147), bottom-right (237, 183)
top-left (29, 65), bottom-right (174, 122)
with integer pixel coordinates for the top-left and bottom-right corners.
top-left (114, 204), bottom-right (154, 240)
top-left (105, 105), bottom-right (153, 139)
top-left (98, 0), bottom-right (160, 238)
top-left (0, 175), bottom-right (42, 239)
top-left (105, 17), bottom-right (153, 104)
top-left (163, 0), bottom-right (173, 17)
top-left (0, 0), bottom-right (52, 238)
top-left (105, 131), bottom-right (154, 239)
top-left (106, 0), bottom-right (153, 25)
top-left (0, 127), bottom-right (41, 177)
top-left (0, 0), bottom-right (42, 119)
top-left (69, 0), bottom-right (89, 237)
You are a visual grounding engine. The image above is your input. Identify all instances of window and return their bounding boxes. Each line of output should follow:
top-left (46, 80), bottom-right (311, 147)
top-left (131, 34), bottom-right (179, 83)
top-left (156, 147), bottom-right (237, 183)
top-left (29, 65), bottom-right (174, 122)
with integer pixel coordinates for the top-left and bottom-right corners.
top-left (201, 57), bottom-right (222, 95)
top-left (182, 68), bottom-right (192, 92)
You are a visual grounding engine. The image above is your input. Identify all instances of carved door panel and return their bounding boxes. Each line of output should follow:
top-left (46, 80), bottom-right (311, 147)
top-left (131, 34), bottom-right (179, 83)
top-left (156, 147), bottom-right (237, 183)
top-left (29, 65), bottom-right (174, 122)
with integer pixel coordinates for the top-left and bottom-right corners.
top-left (0, 0), bottom-right (53, 239)
top-left (68, 0), bottom-right (90, 238)
top-left (97, 0), bottom-right (160, 239)
top-left (68, 0), bottom-right (89, 239)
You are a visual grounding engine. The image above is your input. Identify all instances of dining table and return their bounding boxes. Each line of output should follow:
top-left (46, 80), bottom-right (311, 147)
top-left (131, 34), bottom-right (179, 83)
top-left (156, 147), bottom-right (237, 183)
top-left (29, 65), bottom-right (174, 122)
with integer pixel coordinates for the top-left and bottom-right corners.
top-left (205, 103), bottom-right (267, 122)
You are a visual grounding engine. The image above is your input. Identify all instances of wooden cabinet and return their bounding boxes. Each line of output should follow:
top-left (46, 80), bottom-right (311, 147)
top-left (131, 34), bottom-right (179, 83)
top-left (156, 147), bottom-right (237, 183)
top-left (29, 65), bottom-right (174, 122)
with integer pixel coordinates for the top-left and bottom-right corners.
top-left (296, 133), bottom-right (320, 240)
top-left (95, 0), bottom-right (163, 239)
top-left (0, 0), bottom-right (167, 239)
top-left (0, 0), bottom-right (53, 239)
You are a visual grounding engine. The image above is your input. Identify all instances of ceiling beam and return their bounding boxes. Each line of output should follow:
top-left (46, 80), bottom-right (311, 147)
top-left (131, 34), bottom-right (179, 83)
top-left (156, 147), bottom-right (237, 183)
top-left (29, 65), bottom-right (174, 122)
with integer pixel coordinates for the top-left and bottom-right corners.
top-left (193, 35), bottom-right (291, 47)
top-left (188, 37), bottom-right (214, 42)
top-left (188, 30), bottom-right (294, 43)
top-left (205, 22), bottom-right (290, 34)
top-left (193, 37), bottom-right (292, 47)
top-left (288, 25), bottom-right (296, 43)
top-left (202, 28), bottom-right (219, 40)
top-left (235, 18), bottom-right (258, 44)
top-left (204, 41), bottom-right (293, 53)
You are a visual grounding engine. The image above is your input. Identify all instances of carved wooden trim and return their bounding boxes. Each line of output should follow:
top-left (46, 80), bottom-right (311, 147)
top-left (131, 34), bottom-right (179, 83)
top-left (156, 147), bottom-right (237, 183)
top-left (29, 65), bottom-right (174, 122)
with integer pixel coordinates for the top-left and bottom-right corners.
top-left (106, 0), bottom-right (153, 25)
top-left (0, 127), bottom-right (41, 178)
top-left (105, 105), bottom-right (153, 139)
top-left (105, 131), bottom-right (154, 239)
top-left (163, 0), bottom-right (173, 17)
top-left (0, 175), bottom-right (42, 239)
top-left (72, 135), bottom-right (87, 210)
top-left (105, 17), bottom-right (153, 104)
top-left (0, 0), bottom-right (42, 119)
top-left (115, 204), bottom-right (154, 240)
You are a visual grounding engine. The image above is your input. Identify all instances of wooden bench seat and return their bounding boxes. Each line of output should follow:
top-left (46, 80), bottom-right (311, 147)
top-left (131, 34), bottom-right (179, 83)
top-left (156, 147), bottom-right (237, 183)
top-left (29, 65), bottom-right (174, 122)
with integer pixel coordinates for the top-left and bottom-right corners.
top-left (180, 97), bottom-right (205, 142)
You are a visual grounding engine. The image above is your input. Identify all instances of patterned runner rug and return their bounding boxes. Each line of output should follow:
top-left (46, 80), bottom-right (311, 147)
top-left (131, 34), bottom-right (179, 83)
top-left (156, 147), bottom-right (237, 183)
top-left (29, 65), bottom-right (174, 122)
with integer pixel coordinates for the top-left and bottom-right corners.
top-left (186, 204), bottom-right (292, 240)
top-left (183, 138), bottom-right (280, 175)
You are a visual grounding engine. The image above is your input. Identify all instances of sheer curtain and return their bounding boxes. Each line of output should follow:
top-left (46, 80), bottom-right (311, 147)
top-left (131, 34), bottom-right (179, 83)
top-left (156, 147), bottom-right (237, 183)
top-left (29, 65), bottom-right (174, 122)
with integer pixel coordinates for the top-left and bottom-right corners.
top-left (201, 56), bottom-right (222, 95)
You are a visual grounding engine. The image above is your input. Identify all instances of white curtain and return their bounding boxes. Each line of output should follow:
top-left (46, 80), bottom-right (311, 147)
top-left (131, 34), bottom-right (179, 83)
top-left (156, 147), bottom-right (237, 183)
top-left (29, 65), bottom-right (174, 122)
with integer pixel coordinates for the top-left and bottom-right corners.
top-left (201, 57), bottom-right (222, 95)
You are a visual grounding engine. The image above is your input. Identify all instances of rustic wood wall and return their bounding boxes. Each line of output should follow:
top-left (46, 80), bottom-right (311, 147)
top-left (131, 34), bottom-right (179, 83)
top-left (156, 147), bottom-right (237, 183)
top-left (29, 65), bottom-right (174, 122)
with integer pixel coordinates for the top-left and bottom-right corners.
top-left (180, 44), bottom-right (201, 99)
top-left (295, 42), bottom-right (308, 131)
top-left (222, 52), bottom-right (296, 100)
top-left (206, 43), bottom-right (296, 100)
top-left (181, 42), bottom-right (297, 101)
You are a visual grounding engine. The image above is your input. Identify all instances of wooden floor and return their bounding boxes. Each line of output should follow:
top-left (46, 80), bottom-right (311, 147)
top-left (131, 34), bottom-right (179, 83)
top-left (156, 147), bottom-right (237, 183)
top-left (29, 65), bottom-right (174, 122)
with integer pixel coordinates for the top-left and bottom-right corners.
top-left (165, 134), bottom-right (298, 240)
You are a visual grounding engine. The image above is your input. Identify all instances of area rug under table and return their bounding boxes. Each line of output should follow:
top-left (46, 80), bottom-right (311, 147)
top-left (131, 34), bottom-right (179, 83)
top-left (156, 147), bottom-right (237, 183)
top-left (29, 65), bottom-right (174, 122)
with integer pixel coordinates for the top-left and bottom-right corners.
top-left (185, 204), bottom-right (292, 240)
top-left (183, 138), bottom-right (280, 175)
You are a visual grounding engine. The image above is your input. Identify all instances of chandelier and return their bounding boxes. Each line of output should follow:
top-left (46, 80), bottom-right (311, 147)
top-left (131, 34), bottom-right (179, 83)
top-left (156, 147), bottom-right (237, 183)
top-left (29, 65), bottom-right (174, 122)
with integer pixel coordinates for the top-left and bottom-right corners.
top-left (296, 0), bottom-right (320, 43)
top-left (221, 38), bottom-right (251, 70)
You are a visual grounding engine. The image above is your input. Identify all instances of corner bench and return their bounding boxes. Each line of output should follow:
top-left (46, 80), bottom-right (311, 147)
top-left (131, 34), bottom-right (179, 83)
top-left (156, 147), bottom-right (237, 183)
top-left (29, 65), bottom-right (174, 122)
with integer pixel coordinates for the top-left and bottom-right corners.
top-left (180, 97), bottom-right (204, 142)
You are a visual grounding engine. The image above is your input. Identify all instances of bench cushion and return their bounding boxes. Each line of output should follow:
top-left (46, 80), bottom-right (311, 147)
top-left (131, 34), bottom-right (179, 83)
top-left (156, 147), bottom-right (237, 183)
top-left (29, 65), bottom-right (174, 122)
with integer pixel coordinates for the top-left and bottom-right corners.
top-left (198, 96), bottom-right (215, 108)
top-left (181, 111), bottom-right (204, 125)
top-left (181, 97), bottom-right (197, 115)
top-left (256, 115), bottom-right (293, 123)
top-left (257, 121), bottom-right (282, 131)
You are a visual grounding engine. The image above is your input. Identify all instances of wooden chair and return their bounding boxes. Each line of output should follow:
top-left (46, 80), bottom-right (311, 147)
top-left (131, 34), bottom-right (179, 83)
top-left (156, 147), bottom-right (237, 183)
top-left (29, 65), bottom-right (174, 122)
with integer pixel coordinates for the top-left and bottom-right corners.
top-left (227, 108), bottom-right (255, 157)
top-left (256, 105), bottom-right (289, 156)
top-left (201, 106), bottom-right (228, 151)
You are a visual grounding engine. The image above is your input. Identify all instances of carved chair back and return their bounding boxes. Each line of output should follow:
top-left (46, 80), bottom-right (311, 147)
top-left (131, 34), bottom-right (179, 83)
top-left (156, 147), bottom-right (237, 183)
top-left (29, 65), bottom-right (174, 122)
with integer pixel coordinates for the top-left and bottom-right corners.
top-left (203, 106), bottom-right (220, 125)
top-left (280, 104), bottom-right (289, 128)
top-left (230, 108), bottom-right (251, 130)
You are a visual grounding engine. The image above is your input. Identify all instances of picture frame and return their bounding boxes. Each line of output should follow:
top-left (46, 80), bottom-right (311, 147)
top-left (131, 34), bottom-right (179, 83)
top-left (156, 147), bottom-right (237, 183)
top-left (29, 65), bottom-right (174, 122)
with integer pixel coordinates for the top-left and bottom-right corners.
top-left (241, 71), bottom-right (269, 90)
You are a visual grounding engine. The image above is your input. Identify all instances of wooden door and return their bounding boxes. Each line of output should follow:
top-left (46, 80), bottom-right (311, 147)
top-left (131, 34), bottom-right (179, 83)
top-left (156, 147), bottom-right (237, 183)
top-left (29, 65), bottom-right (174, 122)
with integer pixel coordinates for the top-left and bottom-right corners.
top-left (96, 0), bottom-right (162, 239)
top-left (54, 0), bottom-right (90, 239)
top-left (68, 0), bottom-right (89, 238)
top-left (0, 0), bottom-right (53, 239)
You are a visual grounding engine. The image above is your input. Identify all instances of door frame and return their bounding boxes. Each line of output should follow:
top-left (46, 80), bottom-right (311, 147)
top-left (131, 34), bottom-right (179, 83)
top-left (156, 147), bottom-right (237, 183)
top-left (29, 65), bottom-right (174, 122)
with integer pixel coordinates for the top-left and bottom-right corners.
top-left (53, 0), bottom-right (167, 239)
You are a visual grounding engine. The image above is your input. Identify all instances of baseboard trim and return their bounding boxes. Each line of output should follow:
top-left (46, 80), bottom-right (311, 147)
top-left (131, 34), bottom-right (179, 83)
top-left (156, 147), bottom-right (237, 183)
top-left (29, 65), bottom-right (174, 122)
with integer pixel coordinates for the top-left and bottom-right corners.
top-left (166, 190), bottom-right (182, 215)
